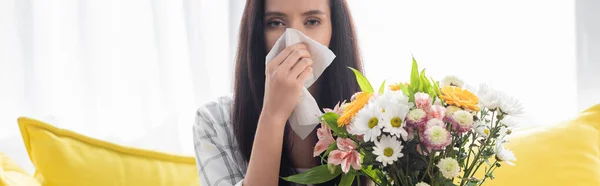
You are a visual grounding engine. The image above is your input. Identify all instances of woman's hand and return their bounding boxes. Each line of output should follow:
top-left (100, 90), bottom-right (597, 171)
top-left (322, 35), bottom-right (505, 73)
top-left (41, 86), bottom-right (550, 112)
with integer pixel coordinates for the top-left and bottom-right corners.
top-left (244, 43), bottom-right (314, 186)
top-left (262, 43), bottom-right (314, 124)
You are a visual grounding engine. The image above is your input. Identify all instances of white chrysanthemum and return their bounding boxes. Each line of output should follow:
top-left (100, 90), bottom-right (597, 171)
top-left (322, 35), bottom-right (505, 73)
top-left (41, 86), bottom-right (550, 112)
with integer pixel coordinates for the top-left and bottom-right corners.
top-left (377, 91), bottom-right (413, 108)
top-left (495, 141), bottom-right (517, 166)
top-left (415, 182), bottom-right (430, 186)
top-left (350, 104), bottom-right (384, 142)
top-left (473, 84), bottom-right (502, 110)
top-left (373, 91), bottom-right (412, 113)
top-left (436, 157), bottom-right (461, 179)
top-left (382, 103), bottom-right (410, 140)
top-left (499, 92), bottom-right (524, 115)
top-left (441, 75), bottom-right (465, 88)
top-left (474, 121), bottom-right (490, 138)
top-left (372, 135), bottom-right (404, 166)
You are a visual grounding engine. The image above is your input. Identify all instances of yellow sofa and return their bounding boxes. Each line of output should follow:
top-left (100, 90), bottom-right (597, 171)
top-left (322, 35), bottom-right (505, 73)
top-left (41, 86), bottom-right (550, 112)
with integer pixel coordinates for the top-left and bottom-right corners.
top-left (1, 105), bottom-right (600, 186)
top-left (1, 117), bottom-right (199, 186)
top-left (478, 104), bottom-right (600, 186)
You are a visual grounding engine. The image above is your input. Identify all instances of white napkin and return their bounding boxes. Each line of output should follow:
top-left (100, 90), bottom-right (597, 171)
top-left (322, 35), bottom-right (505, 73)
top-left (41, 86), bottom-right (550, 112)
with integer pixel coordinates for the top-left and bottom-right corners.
top-left (265, 28), bottom-right (336, 140)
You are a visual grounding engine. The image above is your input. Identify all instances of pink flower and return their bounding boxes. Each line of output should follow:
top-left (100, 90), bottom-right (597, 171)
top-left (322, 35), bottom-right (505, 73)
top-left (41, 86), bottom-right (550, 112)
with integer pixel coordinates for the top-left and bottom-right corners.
top-left (313, 122), bottom-right (335, 157)
top-left (323, 101), bottom-right (346, 115)
top-left (427, 105), bottom-right (447, 120)
top-left (425, 118), bottom-right (445, 129)
top-left (423, 125), bottom-right (451, 151)
top-left (450, 110), bottom-right (474, 133)
top-left (406, 109), bottom-right (428, 129)
top-left (327, 138), bottom-right (362, 173)
top-left (415, 92), bottom-right (432, 109)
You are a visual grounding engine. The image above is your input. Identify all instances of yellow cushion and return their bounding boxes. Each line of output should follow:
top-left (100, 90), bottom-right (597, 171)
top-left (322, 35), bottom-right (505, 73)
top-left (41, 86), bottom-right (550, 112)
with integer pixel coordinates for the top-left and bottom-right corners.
top-left (0, 152), bottom-right (40, 186)
top-left (18, 117), bottom-right (200, 186)
top-left (475, 107), bottom-right (600, 186)
top-left (573, 104), bottom-right (600, 132)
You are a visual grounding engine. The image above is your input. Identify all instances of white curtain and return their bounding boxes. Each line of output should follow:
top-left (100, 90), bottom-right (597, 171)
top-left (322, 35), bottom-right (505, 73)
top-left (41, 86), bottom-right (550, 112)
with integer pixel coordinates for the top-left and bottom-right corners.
top-left (0, 0), bottom-right (239, 173)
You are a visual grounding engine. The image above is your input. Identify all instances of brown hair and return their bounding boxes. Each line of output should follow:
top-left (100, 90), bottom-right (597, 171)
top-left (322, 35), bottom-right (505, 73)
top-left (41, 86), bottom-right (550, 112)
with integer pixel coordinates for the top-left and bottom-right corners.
top-left (232, 0), bottom-right (365, 185)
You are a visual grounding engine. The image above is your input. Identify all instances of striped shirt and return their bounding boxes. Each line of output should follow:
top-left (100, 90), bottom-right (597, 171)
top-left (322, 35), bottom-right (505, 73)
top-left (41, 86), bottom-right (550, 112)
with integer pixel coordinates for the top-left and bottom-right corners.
top-left (193, 95), bottom-right (246, 186)
top-left (193, 95), bottom-right (316, 186)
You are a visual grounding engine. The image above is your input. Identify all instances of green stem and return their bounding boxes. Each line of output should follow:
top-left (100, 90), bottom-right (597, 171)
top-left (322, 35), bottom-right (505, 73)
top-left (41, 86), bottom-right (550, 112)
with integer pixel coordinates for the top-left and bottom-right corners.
top-left (420, 152), bottom-right (435, 182)
top-left (427, 153), bottom-right (435, 182)
top-left (406, 152), bottom-right (410, 183)
top-left (461, 111), bottom-right (496, 185)
top-left (391, 170), bottom-right (401, 186)
top-left (397, 167), bottom-right (409, 186)
top-left (479, 160), bottom-right (499, 185)
top-left (468, 149), bottom-right (489, 179)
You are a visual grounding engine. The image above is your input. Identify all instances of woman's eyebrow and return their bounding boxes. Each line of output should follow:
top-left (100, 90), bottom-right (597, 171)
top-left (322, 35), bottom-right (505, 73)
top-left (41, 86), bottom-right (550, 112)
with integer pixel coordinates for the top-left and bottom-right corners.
top-left (302, 10), bottom-right (326, 16)
top-left (265, 11), bottom-right (286, 17)
top-left (264, 10), bottom-right (326, 17)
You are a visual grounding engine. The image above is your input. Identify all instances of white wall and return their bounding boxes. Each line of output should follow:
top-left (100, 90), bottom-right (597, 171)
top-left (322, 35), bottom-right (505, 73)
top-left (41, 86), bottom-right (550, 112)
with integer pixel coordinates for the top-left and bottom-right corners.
top-left (576, 0), bottom-right (600, 111)
top-left (347, 0), bottom-right (578, 126)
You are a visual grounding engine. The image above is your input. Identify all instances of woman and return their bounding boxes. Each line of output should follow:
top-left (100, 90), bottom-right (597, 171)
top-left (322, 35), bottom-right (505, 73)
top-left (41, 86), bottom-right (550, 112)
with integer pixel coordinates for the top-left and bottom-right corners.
top-left (193, 0), bottom-right (367, 185)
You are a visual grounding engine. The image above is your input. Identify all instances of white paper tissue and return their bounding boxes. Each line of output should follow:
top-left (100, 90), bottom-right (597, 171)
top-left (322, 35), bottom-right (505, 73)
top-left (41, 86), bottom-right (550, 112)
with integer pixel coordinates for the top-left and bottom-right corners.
top-left (265, 28), bottom-right (336, 140)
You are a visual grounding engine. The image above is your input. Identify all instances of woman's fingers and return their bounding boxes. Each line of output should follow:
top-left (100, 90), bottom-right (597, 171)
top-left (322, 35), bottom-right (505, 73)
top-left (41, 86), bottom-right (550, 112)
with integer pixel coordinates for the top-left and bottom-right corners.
top-left (290, 58), bottom-right (313, 78)
top-left (266, 43), bottom-right (307, 73)
top-left (279, 49), bottom-right (311, 71)
top-left (297, 66), bottom-right (313, 84)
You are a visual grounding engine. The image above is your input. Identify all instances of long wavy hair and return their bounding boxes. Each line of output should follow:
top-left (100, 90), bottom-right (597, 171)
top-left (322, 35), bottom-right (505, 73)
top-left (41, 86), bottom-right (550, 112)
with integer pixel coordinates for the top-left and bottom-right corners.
top-left (232, 0), bottom-right (366, 185)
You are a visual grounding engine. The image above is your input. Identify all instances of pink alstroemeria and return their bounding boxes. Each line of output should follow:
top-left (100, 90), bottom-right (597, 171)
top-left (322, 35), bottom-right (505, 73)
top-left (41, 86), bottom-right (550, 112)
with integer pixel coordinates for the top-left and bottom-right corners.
top-left (327, 138), bottom-right (362, 173)
top-left (415, 92), bottom-right (432, 109)
top-left (323, 101), bottom-right (346, 115)
top-left (313, 121), bottom-right (335, 157)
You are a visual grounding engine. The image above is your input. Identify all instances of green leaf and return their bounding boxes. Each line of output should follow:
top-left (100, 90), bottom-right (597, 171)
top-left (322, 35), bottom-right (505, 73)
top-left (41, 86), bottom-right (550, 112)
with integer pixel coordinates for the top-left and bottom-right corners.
top-left (360, 166), bottom-right (381, 184)
top-left (429, 77), bottom-right (438, 95)
top-left (320, 143), bottom-right (338, 162)
top-left (378, 80), bottom-right (387, 94)
top-left (321, 112), bottom-right (346, 135)
top-left (433, 80), bottom-right (442, 102)
top-left (339, 173), bottom-right (356, 186)
top-left (282, 165), bottom-right (342, 184)
top-left (410, 57), bottom-right (420, 92)
top-left (349, 67), bottom-right (374, 93)
top-left (419, 69), bottom-right (428, 92)
top-left (399, 83), bottom-right (410, 97)
top-left (466, 181), bottom-right (479, 186)
top-left (436, 177), bottom-right (457, 186)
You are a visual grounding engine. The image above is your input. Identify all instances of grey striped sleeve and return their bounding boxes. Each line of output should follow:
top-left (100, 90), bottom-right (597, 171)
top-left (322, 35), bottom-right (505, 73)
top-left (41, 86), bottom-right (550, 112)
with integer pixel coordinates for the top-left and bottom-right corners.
top-left (193, 96), bottom-right (245, 186)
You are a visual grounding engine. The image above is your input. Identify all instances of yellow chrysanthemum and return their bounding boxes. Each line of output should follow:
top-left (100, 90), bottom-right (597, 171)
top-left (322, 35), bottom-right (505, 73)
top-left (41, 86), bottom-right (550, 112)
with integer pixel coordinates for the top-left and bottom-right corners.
top-left (440, 86), bottom-right (480, 111)
top-left (337, 92), bottom-right (373, 127)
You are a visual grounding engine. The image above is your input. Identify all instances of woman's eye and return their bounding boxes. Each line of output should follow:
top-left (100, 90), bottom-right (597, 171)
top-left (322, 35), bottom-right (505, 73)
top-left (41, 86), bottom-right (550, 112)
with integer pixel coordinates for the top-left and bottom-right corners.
top-left (305, 19), bottom-right (321, 26)
top-left (267, 20), bottom-right (285, 27)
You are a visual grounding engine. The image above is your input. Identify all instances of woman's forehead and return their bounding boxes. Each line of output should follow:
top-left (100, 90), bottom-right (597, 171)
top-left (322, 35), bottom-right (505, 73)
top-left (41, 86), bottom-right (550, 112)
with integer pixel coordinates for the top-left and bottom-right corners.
top-left (264, 0), bottom-right (330, 15)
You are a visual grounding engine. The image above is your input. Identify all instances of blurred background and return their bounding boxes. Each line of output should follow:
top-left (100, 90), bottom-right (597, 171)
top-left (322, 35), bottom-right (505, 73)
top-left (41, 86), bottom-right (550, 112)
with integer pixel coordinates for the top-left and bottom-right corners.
top-left (1, 0), bottom-right (598, 173)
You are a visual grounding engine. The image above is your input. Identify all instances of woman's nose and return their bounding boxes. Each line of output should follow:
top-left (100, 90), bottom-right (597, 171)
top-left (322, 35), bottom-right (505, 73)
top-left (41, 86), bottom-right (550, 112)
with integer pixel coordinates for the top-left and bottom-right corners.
top-left (287, 22), bottom-right (306, 33)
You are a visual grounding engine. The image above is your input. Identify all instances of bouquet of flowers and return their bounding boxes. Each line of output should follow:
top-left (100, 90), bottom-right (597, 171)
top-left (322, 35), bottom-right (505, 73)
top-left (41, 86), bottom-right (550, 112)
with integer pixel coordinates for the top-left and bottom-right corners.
top-left (283, 58), bottom-right (521, 186)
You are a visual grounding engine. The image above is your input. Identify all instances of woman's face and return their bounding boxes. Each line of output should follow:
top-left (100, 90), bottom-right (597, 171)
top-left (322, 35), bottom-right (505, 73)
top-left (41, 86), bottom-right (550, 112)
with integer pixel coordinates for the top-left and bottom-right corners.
top-left (264, 0), bottom-right (333, 52)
